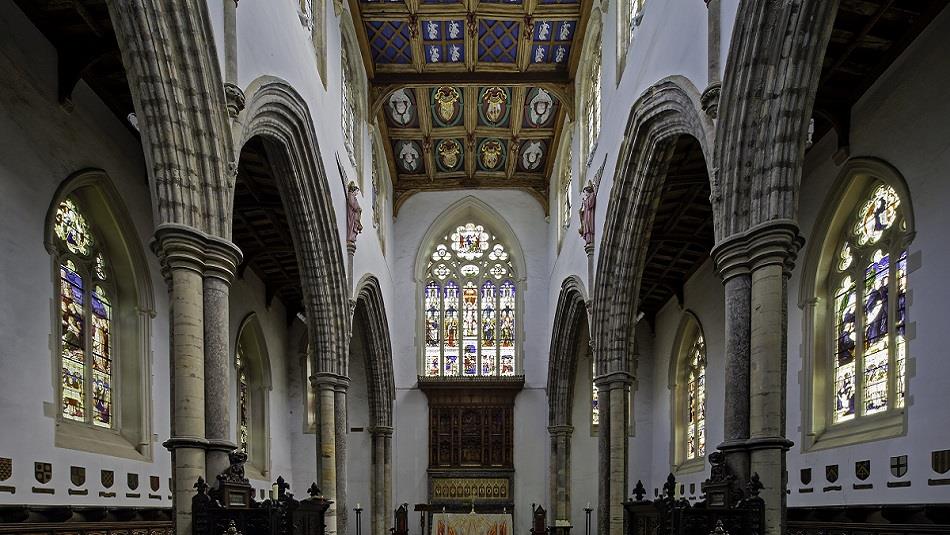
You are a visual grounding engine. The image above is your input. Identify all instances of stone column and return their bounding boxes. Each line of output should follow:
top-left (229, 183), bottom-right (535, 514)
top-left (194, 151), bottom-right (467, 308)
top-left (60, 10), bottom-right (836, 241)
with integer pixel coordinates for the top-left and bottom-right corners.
top-left (596, 371), bottom-right (632, 535)
top-left (334, 382), bottom-right (349, 535)
top-left (548, 425), bottom-right (573, 524)
top-left (712, 237), bottom-right (752, 485)
top-left (153, 225), bottom-right (208, 535)
top-left (747, 222), bottom-right (801, 535)
top-left (313, 373), bottom-right (346, 535)
top-left (203, 238), bottom-right (242, 481)
top-left (372, 426), bottom-right (393, 535)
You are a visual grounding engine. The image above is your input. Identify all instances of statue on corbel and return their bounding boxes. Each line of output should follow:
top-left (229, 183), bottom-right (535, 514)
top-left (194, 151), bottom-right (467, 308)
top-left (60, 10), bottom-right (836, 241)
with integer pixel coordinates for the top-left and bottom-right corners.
top-left (346, 180), bottom-right (363, 246)
top-left (578, 154), bottom-right (607, 254)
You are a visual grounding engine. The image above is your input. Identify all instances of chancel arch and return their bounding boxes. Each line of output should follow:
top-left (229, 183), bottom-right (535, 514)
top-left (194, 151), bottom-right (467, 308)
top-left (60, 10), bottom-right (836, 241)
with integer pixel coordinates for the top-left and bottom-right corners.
top-left (44, 169), bottom-right (155, 461)
top-left (234, 313), bottom-right (273, 479)
top-left (798, 157), bottom-right (916, 452)
top-left (591, 76), bottom-right (715, 535)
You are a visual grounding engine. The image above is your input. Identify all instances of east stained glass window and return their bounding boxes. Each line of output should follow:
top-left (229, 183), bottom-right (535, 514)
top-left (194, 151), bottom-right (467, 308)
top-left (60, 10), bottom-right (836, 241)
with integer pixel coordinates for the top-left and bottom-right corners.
top-left (685, 334), bottom-right (706, 460)
top-left (831, 184), bottom-right (908, 424)
top-left (423, 223), bottom-right (519, 377)
top-left (54, 198), bottom-right (114, 428)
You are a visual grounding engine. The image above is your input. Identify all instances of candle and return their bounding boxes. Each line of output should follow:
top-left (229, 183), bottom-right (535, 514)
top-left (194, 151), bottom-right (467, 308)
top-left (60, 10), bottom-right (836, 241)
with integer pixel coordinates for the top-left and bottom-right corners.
top-left (356, 503), bottom-right (361, 510)
top-left (271, 483), bottom-right (278, 500)
top-left (586, 502), bottom-right (590, 509)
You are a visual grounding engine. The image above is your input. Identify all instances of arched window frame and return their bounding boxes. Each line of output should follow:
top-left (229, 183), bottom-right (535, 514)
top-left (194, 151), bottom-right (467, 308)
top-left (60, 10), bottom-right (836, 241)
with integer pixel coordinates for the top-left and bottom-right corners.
top-left (799, 158), bottom-right (916, 451)
top-left (576, 10), bottom-right (603, 175)
top-left (415, 200), bottom-right (527, 379)
top-left (556, 123), bottom-right (574, 251)
top-left (299, 0), bottom-right (328, 89)
top-left (340, 15), bottom-right (366, 177)
top-left (370, 126), bottom-right (389, 255)
top-left (45, 170), bottom-right (155, 461)
top-left (616, 0), bottom-right (646, 82)
top-left (234, 314), bottom-right (273, 479)
top-left (669, 312), bottom-right (706, 473)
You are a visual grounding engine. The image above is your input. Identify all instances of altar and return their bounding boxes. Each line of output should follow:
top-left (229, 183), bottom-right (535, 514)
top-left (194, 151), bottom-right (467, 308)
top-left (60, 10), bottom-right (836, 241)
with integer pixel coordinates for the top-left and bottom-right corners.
top-left (432, 512), bottom-right (513, 535)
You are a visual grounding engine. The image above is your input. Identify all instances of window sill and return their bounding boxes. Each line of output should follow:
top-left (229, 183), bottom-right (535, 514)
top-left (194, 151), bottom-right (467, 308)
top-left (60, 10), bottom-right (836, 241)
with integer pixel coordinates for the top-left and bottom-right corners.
top-left (674, 457), bottom-right (705, 476)
top-left (804, 410), bottom-right (905, 452)
top-left (55, 421), bottom-right (151, 462)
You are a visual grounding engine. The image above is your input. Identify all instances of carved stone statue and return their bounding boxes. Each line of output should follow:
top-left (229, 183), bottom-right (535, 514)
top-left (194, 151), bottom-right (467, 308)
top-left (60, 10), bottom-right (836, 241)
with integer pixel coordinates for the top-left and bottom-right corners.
top-left (346, 181), bottom-right (363, 244)
top-left (578, 180), bottom-right (596, 248)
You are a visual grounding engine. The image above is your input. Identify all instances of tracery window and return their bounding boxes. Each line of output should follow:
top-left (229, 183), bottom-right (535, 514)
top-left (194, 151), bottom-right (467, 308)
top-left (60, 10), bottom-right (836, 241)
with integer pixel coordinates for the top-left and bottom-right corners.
top-left (684, 334), bottom-right (706, 461)
top-left (341, 40), bottom-right (360, 168)
top-left (617, 0), bottom-right (645, 79)
top-left (582, 34), bottom-right (602, 168)
top-left (423, 223), bottom-right (519, 377)
top-left (590, 358), bottom-right (599, 428)
top-left (54, 198), bottom-right (115, 429)
top-left (234, 316), bottom-right (271, 476)
top-left (829, 184), bottom-right (908, 425)
top-left (560, 136), bottom-right (573, 232)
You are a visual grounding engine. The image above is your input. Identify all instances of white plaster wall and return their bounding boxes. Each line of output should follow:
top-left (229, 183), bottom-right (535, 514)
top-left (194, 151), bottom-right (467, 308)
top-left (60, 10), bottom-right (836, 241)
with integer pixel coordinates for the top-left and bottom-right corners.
top-left (346, 323), bottom-right (372, 533)
top-left (391, 189), bottom-right (550, 531)
top-left (0, 2), bottom-right (172, 506)
top-left (786, 6), bottom-right (950, 506)
top-left (639, 260), bottom-right (725, 499)
top-left (569, 348), bottom-right (597, 529)
top-left (229, 271), bottom-right (297, 497)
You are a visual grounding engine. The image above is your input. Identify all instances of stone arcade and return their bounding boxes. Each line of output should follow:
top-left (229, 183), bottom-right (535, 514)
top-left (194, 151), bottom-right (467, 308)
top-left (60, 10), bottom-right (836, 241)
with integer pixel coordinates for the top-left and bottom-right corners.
top-left (1, 1), bottom-right (949, 534)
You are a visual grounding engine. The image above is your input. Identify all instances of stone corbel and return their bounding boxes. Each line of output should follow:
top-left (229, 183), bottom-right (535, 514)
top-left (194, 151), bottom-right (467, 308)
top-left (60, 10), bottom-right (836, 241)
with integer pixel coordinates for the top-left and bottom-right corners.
top-left (700, 81), bottom-right (721, 119)
top-left (224, 82), bottom-right (246, 119)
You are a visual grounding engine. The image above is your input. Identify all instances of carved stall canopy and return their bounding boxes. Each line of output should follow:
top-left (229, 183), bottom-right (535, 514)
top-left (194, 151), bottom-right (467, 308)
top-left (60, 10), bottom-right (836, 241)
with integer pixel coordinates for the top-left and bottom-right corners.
top-left (812, 0), bottom-right (949, 152)
top-left (351, 0), bottom-right (593, 211)
top-left (12, 0), bottom-right (136, 134)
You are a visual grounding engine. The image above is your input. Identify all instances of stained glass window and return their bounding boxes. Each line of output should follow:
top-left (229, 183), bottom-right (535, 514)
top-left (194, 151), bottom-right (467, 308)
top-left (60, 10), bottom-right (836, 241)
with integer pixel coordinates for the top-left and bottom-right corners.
top-left (583, 36), bottom-right (602, 166)
top-left (685, 334), bottom-right (706, 460)
top-left (830, 184), bottom-right (908, 424)
top-left (422, 223), bottom-right (519, 377)
top-left (342, 41), bottom-right (360, 168)
top-left (53, 198), bottom-right (115, 428)
top-left (591, 358), bottom-right (599, 427)
top-left (237, 345), bottom-right (250, 452)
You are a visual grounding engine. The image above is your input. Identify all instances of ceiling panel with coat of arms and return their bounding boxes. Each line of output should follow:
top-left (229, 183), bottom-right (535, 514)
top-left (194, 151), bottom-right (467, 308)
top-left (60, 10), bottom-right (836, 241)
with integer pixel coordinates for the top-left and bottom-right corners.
top-left (351, 0), bottom-right (592, 213)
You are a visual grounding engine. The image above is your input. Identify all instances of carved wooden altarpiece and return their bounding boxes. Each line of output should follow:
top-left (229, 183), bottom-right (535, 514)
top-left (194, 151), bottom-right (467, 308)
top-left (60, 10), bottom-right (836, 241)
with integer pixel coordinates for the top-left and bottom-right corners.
top-left (419, 375), bottom-right (524, 516)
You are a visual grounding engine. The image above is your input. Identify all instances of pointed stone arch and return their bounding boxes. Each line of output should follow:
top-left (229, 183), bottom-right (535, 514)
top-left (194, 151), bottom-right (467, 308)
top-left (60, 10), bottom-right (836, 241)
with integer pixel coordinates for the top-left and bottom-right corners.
top-left (236, 76), bottom-right (351, 376)
top-left (713, 0), bottom-right (840, 239)
top-left (592, 76), bottom-right (714, 377)
top-left (546, 275), bottom-right (590, 525)
top-left (589, 76), bottom-right (715, 535)
top-left (352, 275), bottom-right (395, 535)
top-left (236, 76), bottom-right (351, 535)
top-left (106, 0), bottom-right (234, 237)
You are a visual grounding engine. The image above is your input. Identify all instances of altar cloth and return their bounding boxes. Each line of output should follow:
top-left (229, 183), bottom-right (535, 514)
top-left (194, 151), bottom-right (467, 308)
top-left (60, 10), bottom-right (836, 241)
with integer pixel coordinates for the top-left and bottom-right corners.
top-left (433, 512), bottom-right (512, 535)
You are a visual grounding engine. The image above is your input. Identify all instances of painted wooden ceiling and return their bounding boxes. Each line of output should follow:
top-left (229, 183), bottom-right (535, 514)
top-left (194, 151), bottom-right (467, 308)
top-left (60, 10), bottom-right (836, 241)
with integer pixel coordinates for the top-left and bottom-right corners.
top-left (352, 0), bottom-right (592, 212)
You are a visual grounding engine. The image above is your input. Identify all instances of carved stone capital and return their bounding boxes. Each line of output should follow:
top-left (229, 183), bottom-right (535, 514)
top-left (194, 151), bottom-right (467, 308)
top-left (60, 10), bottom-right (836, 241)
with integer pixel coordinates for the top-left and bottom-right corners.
top-left (224, 82), bottom-right (246, 119)
top-left (700, 81), bottom-right (721, 119)
top-left (547, 425), bottom-right (574, 438)
top-left (711, 219), bottom-right (804, 281)
top-left (311, 372), bottom-right (351, 390)
top-left (152, 224), bottom-right (243, 284)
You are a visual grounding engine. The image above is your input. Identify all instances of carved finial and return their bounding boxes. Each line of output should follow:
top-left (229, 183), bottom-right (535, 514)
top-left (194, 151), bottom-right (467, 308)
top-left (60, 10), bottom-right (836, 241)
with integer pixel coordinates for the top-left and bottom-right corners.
top-left (194, 476), bottom-right (208, 494)
top-left (709, 520), bottom-right (728, 535)
top-left (663, 473), bottom-right (677, 499)
top-left (632, 480), bottom-right (647, 502)
top-left (746, 473), bottom-right (763, 498)
top-left (307, 482), bottom-right (321, 498)
top-left (225, 520), bottom-right (243, 535)
top-left (276, 475), bottom-right (291, 499)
